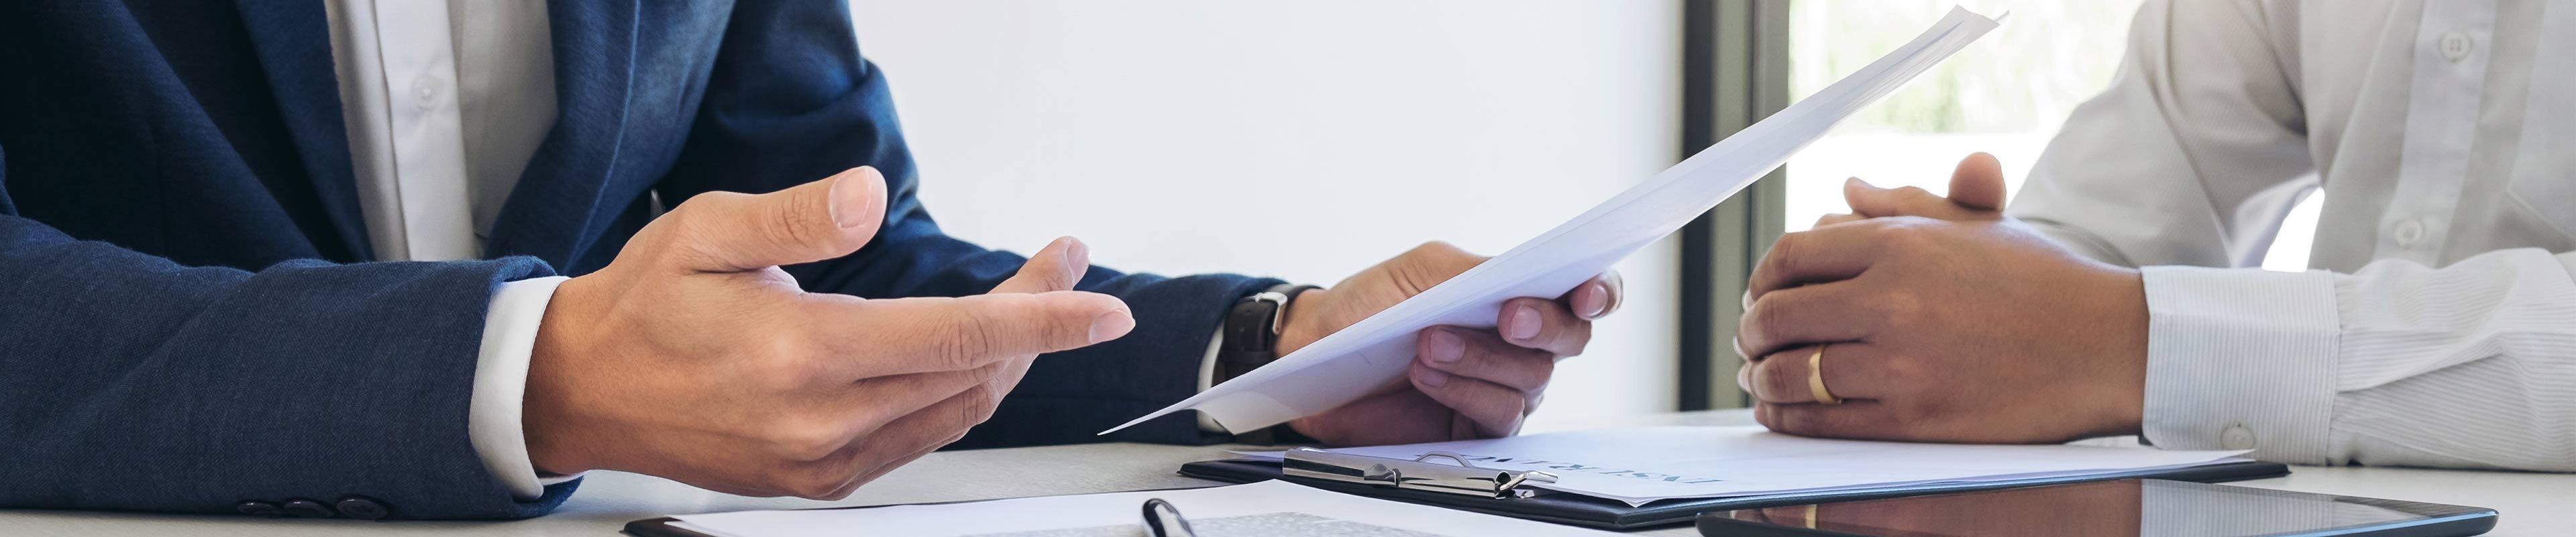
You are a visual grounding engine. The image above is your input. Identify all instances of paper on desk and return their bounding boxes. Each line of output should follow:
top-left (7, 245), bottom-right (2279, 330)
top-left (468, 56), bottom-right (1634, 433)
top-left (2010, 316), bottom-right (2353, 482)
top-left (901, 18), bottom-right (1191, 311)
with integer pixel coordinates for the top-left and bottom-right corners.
top-left (1244, 426), bottom-right (2250, 506)
top-left (667, 480), bottom-right (1615, 537)
top-left (1105, 7), bottom-right (2003, 436)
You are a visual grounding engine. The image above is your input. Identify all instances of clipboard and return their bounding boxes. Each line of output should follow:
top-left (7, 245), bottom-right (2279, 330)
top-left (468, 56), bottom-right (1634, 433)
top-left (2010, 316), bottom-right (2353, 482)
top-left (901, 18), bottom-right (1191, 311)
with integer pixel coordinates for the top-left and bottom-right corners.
top-left (621, 450), bottom-right (2290, 535)
top-left (1178, 450), bottom-right (2291, 530)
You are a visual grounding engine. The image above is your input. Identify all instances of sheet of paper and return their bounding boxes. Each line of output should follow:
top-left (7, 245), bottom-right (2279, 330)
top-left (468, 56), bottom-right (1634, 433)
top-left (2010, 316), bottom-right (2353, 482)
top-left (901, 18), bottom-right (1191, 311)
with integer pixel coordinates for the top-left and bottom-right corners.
top-left (667, 480), bottom-right (1615, 537)
top-left (1248, 426), bottom-right (2249, 506)
top-left (1106, 7), bottom-right (2004, 435)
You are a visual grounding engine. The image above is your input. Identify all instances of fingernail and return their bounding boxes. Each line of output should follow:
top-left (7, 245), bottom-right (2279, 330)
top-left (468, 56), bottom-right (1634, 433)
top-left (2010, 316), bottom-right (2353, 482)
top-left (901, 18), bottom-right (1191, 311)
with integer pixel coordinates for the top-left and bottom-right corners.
top-left (1087, 309), bottom-right (1134, 344)
top-left (833, 172), bottom-right (874, 228)
top-left (1416, 367), bottom-right (1452, 387)
top-left (1505, 305), bottom-right (1540, 340)
top-left (1576, 283), bottom-right (1609, 319)
top-left (1060, 237), bottom-right (1087, 267)
top-left (1424, 330), bottom-right (1465, 364)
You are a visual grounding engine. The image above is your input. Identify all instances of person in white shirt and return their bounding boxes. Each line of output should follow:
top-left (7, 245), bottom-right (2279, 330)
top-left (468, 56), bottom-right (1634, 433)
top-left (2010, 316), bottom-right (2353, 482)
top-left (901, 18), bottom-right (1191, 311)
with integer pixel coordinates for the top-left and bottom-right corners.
top-left (1734, 0), bottom-right (2576, 471)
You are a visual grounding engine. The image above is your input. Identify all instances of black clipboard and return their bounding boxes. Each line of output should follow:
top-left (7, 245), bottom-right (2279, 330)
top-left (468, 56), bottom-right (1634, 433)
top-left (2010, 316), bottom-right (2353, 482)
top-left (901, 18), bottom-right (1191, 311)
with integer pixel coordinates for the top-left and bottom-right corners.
top-left (1176, 456), bottom-right (2290, 530)
top-left (621, 459), bottom-right (2291, 535)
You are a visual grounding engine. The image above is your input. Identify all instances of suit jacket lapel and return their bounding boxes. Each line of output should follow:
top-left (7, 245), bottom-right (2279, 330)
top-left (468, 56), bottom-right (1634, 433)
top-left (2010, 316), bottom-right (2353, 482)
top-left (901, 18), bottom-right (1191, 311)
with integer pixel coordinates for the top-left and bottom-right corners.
top-left (484, 0), bottom-right (639, 268)
top-left (231, 1), bottom-right (374, 261)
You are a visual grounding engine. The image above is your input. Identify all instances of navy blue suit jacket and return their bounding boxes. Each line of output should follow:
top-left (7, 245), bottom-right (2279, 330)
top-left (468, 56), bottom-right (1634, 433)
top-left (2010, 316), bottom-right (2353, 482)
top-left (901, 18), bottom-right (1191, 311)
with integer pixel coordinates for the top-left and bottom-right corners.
top-left (0, 0), bottom-right (1274, 520)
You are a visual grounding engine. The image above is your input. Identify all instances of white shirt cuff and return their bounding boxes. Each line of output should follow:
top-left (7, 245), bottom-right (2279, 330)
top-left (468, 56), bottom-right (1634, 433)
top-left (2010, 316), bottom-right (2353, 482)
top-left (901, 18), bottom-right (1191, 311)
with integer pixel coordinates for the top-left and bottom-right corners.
top-left (468, 275), bottom-right (579, 499)
top-left (2139, 266), bottom-right (2340, 462)
top-left (1197, 326), bottom-right (1228, 434)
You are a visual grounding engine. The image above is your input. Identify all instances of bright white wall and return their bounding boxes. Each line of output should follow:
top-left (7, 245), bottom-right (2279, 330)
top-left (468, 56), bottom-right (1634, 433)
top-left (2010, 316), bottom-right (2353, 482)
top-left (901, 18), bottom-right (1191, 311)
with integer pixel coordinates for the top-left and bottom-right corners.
top-left (847, 1), bottom-right (1683, 428)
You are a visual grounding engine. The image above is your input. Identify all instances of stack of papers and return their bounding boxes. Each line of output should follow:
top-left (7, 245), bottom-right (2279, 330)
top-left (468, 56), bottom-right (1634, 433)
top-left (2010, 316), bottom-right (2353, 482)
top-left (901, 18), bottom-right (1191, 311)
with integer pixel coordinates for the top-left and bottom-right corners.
top-left (1108, 7), bottom-right (2006, 435)
top-left (668, 481), bottom-right (1617, 537)
top-left (1244, 426), bottom-right (2252, 506)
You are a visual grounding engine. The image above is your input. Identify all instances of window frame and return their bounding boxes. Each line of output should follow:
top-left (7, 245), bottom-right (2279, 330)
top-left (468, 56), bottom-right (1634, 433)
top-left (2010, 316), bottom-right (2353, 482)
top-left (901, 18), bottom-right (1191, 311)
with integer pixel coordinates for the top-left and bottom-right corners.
top-left (1676, 0), bottom-right (1790, 411)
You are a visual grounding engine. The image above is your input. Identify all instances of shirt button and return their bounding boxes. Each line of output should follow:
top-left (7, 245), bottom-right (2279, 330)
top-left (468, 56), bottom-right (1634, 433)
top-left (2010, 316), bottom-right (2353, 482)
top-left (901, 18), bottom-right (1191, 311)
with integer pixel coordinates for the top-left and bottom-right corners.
top-left (335, 496), bottom-right (390, 520)
top-left (2440, 32), bottom-right (2473, 62)
top-left (413, 81), bottom-right (438, 107)
top-left (235, 501), bottom-right (282, 517)
top-left (281, 498), bottom-right (335, 518)
top-left (2220, 424), bottom-right (2258, 450)
top-left (2394, 219), bottom-right (2426, 246)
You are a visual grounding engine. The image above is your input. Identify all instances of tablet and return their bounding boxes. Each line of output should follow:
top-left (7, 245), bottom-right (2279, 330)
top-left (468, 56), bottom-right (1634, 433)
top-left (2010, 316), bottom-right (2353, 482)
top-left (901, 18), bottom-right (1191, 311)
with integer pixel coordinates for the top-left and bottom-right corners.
top-left (1696, 479), bottom-right (2496, 537)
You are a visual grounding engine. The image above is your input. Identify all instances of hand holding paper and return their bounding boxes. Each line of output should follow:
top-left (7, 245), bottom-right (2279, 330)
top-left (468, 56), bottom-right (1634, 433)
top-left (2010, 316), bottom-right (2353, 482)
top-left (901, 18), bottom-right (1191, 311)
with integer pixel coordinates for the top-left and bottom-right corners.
top-left (1275, 242), bottom-right (1623, 445)
top-left (1108, 7), bottom-right (2004, 436)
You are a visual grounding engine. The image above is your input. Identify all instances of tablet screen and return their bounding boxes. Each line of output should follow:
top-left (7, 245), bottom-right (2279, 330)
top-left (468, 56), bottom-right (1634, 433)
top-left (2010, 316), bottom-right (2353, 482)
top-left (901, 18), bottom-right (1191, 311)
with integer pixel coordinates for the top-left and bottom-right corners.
top-left (1705, 479), bottom-right (2493, 537)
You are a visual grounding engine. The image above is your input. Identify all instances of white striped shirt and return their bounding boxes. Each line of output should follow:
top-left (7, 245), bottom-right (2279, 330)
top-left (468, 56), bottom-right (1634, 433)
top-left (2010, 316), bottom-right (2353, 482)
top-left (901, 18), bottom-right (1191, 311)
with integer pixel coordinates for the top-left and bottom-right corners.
top-left (2009, 0), bottom-right (2576, 471)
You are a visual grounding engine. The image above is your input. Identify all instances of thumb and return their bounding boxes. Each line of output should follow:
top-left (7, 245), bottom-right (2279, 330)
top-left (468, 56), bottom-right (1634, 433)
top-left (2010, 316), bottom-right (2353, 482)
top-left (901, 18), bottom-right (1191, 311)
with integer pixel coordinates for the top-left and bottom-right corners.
top-left (1946, 152), bottom-right (2007, 211)
top-left (988, 236), bottom-right (1090, 295)
top-left (666, 167), bottom-right (888, 273)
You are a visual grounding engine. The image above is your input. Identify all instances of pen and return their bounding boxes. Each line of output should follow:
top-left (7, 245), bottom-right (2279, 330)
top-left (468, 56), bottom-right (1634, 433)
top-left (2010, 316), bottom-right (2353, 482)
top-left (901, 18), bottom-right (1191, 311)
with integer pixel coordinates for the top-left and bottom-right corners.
top-left (1140, 497), bottom-right (1198, 537)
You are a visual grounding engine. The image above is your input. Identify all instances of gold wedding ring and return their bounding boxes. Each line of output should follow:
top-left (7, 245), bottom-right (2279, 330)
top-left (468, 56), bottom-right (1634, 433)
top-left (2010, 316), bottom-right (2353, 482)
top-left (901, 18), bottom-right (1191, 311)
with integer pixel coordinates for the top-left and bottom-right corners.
top-left (1808, 344), bottom-right (1842, 405)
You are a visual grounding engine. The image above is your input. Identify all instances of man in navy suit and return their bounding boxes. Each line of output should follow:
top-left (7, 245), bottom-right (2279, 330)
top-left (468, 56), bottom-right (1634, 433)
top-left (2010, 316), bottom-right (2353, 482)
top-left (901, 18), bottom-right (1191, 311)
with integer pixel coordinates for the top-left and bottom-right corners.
top-left (0, 0), bottom-right (1623, 521)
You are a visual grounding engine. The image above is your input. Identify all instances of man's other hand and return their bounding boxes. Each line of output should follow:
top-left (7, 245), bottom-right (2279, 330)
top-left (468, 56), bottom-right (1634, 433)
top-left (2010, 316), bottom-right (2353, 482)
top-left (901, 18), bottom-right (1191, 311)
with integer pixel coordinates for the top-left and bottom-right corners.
top-left (1280, 242), bottom-right (1623, 446)
top-left (1738, 153), bottom-right (2151, 444)
top-left (521, 167), bottom-right (1133, 499)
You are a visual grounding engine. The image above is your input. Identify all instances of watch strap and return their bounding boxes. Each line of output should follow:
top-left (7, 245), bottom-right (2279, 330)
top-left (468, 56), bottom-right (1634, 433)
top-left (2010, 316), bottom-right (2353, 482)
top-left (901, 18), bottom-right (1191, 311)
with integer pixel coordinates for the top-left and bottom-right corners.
top-left (1215, 283), bottom-right (1322, 444)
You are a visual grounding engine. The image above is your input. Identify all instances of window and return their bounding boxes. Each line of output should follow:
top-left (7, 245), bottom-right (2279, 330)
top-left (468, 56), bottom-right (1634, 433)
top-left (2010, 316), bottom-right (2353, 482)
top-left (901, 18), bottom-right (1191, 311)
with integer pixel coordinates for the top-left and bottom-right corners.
top-left (1782, 0), bottom-right (2321, 271)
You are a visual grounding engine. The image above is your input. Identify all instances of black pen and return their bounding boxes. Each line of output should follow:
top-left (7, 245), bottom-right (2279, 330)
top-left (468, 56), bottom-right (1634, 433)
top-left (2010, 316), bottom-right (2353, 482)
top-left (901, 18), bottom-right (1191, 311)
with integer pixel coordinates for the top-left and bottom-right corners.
top-left (1140, 498), bottom-right (1199, 537)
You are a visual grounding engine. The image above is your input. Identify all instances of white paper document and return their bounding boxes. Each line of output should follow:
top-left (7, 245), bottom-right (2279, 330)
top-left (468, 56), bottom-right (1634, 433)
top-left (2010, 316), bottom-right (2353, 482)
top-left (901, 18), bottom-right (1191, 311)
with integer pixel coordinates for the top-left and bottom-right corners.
top-left (666, 480), bottom-right (1615, 537)
top-left (1243, 426), bottom-right (2251, 506)
top-left (1107, 7), bottom-right (2004, 435)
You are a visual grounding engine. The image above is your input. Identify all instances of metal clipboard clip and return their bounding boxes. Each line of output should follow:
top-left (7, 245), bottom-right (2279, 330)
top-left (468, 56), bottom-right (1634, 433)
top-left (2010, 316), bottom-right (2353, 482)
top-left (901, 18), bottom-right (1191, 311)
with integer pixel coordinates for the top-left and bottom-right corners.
top-left (1280, 447), bottom-right (1560, 499)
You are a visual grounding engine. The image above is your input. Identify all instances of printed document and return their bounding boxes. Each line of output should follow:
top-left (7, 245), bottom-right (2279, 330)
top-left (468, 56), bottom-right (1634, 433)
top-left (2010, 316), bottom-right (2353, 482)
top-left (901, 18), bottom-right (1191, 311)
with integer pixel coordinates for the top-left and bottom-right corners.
top-left (1244, 426), bottom-right (2250, 506)
top-left (1108, 7), bottom-right (2004, 435)
top-left (665, 480), bottom-right (1613, 537)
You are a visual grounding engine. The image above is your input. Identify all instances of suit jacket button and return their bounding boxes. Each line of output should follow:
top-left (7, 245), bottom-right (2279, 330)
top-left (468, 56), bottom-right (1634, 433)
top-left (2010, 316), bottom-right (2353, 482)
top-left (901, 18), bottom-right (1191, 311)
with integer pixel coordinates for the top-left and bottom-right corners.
top-left (281, 498), bottom-right (335, 518)
top-left (335, 496), bottom-right (389, 520)
top-left (234, 501), bottom-right (282, 516)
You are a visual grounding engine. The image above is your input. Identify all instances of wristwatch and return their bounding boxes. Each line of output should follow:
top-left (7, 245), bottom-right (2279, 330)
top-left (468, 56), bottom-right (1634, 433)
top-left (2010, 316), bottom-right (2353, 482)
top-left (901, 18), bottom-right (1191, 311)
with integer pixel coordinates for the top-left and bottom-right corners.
top-left (1216, 283), bottom-right (1322, 444)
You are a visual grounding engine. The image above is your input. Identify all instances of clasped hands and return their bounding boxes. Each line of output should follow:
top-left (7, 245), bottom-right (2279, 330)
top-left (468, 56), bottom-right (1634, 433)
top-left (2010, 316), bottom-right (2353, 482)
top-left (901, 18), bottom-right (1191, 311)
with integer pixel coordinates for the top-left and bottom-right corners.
top-left (1737, 154), bottom-right (2153, 444)
top-left (521, 166), bottom-right (1617, 498)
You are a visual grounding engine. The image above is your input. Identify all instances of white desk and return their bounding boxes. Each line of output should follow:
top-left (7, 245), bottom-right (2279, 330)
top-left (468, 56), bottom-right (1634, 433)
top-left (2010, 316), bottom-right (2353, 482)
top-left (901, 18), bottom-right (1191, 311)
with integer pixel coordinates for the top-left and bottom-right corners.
top-left (11, 410), bottom-right (2570, 536)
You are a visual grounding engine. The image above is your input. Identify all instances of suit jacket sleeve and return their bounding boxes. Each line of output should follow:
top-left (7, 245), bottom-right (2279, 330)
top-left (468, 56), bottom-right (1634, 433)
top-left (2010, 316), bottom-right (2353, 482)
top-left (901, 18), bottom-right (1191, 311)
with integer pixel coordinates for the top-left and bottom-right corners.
top-left (655, 0), bottom-right (1279, 448)
top-left (0, 146), bottom-right (579, 519)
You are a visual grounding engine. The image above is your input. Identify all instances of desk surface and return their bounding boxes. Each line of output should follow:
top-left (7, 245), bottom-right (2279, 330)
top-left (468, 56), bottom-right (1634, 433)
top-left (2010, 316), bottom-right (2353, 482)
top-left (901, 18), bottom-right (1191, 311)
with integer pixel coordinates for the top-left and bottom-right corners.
top-left (11, 410), bottom-right (2571, 536)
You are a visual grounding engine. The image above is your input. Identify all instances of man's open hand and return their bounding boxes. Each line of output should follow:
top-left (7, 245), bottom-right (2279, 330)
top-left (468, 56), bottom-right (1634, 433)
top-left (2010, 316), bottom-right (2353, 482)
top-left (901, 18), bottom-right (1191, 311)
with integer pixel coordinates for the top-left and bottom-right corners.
top-left (1738, 154), bottom-right (2151, 444)
top-left (521, 167), bottom-right (1132, 499)
top-left (1280, 242), bottom-right (1623, 446)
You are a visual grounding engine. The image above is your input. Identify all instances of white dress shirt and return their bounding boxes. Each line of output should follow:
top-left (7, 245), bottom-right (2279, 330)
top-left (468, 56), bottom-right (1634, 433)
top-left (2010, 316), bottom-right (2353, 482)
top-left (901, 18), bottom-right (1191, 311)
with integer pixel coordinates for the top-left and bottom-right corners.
top-left (2010, 0), bottom-right (2576, 470)
top-left (321, 0), bottom-right (569, 499)
top-left (321, 1), bottom-right (1242, 499)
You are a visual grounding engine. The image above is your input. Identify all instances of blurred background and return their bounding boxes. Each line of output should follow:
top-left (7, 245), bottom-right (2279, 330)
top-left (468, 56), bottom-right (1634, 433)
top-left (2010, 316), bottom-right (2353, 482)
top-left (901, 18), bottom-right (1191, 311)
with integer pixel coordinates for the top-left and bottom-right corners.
top-left (845, 1), bottom-right (2320, 430)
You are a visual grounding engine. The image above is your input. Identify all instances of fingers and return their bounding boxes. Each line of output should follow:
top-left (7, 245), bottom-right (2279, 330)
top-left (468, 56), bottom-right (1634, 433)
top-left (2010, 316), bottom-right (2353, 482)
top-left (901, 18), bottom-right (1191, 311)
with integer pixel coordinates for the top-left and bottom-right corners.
top-left (1747, 222), bottom-right (1890, 300)
top-left (1495, 297), bottom-right (1591, 357)
top-left (829, 364), bottom-right (1004, 434)
top-left (1408, 360), bottom-right (1527, 437)
top-left (1946, 152), bottom-right (2007, 211)
top-left (1842, 177), bottom-right (1974, 221)
top-left (827, 291), bottom-right (1134, 378)
top-left (1813, 213), bottom-right (1864, 228)
top-left (1746, 343), bottom-right (1894, 404)
top-left (1415, 328), bottom-right (1554, 393)
top-left (1735, 284), bottom-right (1875, 360)
top-left (663, 166), bottom-right (890, 273)
top-left (1565, 271), bottom-right (1625, 320)
top-left (1387, 241), bottom-right (1491, 295)
top-left (1756, 400), bottom-right (1910, 440)
top-left (792, 385), bottom-right (996, 498)
top-left (1840, 154), bottom-right (2006, 222)
top-left (989, 236), bottom-right (1089, 295)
